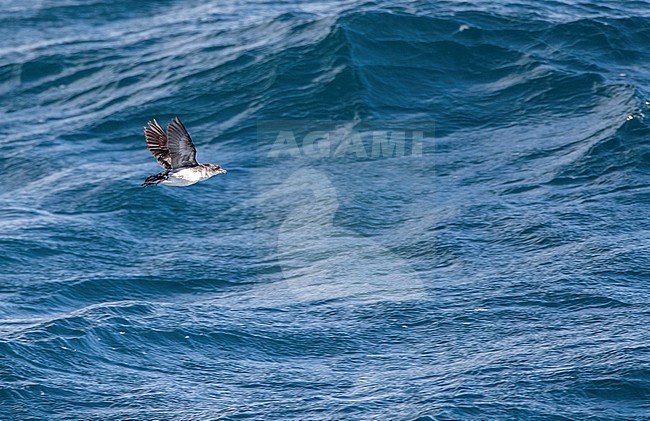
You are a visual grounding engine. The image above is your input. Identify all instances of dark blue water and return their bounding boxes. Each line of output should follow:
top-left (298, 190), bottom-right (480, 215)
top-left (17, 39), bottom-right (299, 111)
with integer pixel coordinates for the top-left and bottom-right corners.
top-left (2, 0), bottom-right (650, 419)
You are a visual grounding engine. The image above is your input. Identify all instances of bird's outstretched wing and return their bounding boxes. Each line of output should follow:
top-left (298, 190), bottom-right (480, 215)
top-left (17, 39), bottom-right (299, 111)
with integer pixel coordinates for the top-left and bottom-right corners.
top-left (166, 117), bottom-right (198, 168)
top-left (144, 119), bottom-right (172, 169)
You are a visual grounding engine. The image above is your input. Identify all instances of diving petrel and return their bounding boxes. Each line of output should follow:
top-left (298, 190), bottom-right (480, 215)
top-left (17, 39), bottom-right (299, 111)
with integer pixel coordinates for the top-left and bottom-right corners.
top-left (142, 117), bottom-right (226, 187)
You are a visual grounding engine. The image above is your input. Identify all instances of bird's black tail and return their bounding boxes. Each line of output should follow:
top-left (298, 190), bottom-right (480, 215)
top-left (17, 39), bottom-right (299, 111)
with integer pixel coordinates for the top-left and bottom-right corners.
top-left (142, 170), bottom-right (170, 187)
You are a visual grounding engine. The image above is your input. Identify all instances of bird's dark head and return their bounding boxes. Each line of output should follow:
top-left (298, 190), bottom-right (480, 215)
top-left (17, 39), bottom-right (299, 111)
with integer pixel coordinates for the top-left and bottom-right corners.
top-left (207, 164), bottom-right (227, 176)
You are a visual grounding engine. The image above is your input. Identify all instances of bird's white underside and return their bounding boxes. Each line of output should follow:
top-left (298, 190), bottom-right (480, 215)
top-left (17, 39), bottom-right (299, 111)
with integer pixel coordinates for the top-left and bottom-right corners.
top-left (161, 167), bottom-right (212, 186)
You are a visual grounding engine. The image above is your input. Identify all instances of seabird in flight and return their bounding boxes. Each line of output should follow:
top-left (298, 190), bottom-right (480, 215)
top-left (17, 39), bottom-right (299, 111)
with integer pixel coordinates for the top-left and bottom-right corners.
top-left (142, 117), bottom-right (227, 187)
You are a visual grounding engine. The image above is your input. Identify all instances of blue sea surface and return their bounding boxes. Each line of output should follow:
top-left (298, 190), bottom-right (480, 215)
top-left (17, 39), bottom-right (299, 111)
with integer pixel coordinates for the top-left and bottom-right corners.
top-left (1, 0), bottom-right (650, 419)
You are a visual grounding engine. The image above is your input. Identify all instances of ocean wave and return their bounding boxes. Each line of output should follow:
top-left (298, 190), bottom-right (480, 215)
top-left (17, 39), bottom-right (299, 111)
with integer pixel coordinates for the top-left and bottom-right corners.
top-left (2, 1), bottom-right (650, 419)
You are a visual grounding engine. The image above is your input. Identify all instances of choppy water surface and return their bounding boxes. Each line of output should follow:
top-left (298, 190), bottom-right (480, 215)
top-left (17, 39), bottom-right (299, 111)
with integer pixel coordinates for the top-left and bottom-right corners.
top-left (1, 0), bottom-right (650, 419)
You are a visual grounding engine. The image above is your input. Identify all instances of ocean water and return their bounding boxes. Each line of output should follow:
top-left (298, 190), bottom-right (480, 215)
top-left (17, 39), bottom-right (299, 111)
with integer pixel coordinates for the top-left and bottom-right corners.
top-left (1, 0), bottom-right (650, 419)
